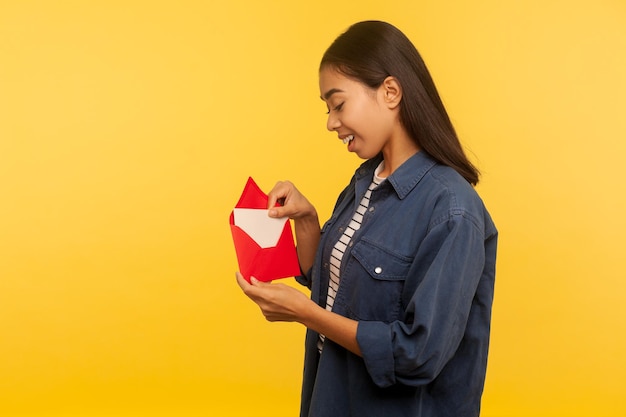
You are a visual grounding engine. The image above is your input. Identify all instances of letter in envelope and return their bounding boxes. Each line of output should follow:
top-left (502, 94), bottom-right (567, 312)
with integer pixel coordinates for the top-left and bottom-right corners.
top-left (230, 177), bottom-right (301, 282)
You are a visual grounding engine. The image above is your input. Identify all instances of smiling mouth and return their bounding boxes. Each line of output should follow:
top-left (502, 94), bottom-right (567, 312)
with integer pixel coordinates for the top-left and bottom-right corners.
top-left (342, 135), bottom-right (354, 144)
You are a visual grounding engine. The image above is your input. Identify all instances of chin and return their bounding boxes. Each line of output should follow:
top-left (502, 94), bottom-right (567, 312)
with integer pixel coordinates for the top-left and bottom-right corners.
top-left (354, 150), bottom-right (378, 160)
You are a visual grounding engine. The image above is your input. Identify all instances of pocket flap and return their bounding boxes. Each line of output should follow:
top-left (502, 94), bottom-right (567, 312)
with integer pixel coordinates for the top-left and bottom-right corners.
top-left (351, 239), bottom-right (412, 281)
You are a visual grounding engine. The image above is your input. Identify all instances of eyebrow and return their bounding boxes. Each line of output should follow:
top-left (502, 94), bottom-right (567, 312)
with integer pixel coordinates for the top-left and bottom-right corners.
top-left (320, 88), bottom-right (344, 101)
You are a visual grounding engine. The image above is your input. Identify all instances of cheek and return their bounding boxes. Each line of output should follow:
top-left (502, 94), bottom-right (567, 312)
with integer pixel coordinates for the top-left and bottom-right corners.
top-left (358, 109), bottom-right (387, 136)
top-left (347, 104), bottom-right (376, 131)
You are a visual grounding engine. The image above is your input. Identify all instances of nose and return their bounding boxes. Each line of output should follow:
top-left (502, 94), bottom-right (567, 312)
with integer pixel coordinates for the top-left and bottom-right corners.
top-left (326, 112), bottom-right (341, 132)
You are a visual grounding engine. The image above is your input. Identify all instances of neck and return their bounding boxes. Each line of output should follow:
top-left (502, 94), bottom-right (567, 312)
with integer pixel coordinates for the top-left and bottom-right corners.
top-left (379, 131), bottom-right (420, 177)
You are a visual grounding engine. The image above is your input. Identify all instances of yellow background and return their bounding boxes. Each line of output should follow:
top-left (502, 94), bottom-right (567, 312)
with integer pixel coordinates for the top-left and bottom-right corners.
top-left (1, 1), bottom-right (625, 416)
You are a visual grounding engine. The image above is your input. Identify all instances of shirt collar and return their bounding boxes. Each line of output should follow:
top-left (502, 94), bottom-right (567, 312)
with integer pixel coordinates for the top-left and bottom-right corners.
top-left (355, 151), bottom-right (438, 200)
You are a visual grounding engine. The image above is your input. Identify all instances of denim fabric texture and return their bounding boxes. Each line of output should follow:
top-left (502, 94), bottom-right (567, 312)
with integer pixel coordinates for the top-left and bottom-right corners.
top-left (296, 151), bottom-right (498, 417)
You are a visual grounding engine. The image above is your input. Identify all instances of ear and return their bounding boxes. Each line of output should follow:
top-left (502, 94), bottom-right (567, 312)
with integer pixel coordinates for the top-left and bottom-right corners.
top-left (380, 76), bottom-right (402, 109)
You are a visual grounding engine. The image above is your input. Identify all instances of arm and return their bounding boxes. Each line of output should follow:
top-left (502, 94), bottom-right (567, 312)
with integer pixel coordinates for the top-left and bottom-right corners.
top-left (357, 213), bottom-right (494, 388)
top-left (292, 214), bottom-right (320, 274)
top-left (236, 273), bottom-right (362, 356)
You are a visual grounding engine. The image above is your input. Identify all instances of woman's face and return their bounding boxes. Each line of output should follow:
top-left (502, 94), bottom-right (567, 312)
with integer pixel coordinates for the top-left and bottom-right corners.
top-left (319, 67), bottom-right (398, 160)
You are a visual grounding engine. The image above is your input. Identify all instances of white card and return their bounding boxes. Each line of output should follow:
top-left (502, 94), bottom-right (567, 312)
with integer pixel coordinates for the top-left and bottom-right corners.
top-left (232, 208), bottom-right (289, 248)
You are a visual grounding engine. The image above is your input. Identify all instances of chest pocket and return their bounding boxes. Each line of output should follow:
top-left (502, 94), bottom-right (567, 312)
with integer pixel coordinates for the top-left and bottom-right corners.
top-left (352, 239), bottom-right (412, 281)
top-left (343, 239), bottom-right (413, 322)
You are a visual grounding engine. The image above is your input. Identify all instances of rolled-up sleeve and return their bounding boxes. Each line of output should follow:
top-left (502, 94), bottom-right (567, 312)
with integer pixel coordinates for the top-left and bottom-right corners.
top-left (356, 210), bottom-right (489, 388)
top-left (296, 269), bottom-right (312, 289)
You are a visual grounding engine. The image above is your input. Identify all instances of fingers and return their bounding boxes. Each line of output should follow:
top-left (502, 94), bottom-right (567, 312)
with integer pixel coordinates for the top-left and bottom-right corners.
top-left (267, 180), bottom-right (316, 220)
top-left (235, 272), bottom-right (267, 296)
top-left (236, 273), bottom-right (309, 323)
top-left (267, 180), bottom-right (293, 209)
top-left (268, 181), bottom-right (304, 218)
top-left (235, 271), bottom-right (250, 291)
top-left (235, 273), bottom-right (274, 320)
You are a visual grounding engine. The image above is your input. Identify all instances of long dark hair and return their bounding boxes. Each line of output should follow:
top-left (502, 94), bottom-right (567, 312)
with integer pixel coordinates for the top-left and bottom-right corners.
top-left (320, 21), bottom-right (480, 185)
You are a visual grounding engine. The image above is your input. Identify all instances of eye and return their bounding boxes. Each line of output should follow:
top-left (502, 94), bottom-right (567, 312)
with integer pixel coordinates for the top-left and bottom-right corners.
top-left (326, 102), bottom-right (344, 114)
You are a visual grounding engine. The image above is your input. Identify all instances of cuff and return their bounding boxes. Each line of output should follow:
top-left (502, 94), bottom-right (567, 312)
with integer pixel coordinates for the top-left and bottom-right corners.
top-left (356, 321), bottom-right (396, 388)
top-left (295, 267), bottom-right (312, 289)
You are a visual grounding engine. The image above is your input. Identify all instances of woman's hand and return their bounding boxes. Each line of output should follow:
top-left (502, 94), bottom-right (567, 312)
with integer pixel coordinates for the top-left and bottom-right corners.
top-left (267, 180), bottom-right (316, 220)
top-left (267, 181), bottom-right (321, 273)
top-left (235, 272), bottom-right (362, 357)
top-left (236, 272), bottom-right (313, 322)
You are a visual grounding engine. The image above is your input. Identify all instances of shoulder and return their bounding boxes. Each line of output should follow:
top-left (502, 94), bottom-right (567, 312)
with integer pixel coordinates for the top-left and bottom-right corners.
top-left (419, 165), bottom-right (496, 235)
top-left (427, 164), bottom-right (479, 204)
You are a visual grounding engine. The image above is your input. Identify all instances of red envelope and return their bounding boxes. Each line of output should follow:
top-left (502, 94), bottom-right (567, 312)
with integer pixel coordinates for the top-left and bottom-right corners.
top-left (230, 177), bottom-right (301, 282)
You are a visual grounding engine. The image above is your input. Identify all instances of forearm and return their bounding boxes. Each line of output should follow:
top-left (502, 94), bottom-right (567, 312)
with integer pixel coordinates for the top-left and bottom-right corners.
top-left (237, 269), bottom-right (361, 356)
top-left (294, 214), bottom-right (321, 273)
top-left (300, 301), bottom-right (362, 357)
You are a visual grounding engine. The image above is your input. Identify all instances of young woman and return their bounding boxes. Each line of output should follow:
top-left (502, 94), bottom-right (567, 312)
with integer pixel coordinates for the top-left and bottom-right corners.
top-left (236, 20), bottom-right (498, 417)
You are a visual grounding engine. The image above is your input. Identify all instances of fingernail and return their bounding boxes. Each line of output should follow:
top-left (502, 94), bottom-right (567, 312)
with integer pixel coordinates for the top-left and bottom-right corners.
top-left (251, 277), bottom-right (259, 284)
top-left (268, 209), bottom-right (277, 217)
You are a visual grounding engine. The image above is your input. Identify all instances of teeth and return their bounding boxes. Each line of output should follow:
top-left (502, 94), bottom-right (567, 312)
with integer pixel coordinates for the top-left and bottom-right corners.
top-left (342, 135), bottom-right (354, 144)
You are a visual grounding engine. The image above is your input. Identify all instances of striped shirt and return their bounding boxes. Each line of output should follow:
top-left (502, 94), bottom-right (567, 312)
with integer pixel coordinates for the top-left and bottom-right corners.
top-left (318, 162), bottom-right (386, 351)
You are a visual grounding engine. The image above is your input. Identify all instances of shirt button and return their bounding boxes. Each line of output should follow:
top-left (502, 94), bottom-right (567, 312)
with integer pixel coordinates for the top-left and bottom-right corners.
top-left (349, 241), bottom-right (353, 247)
top-left (338, 227), bottom-right (344, 233)
top-left (374, 266), bottom-right (383, 274)
top-left (368, 206), bottom-right (375, 213)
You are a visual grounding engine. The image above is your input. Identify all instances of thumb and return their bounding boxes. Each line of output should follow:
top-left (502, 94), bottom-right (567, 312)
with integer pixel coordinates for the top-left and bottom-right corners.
top-left (250, 276), bottom-right (266, 286)
top-left (250, 276), bottom-right (274, 287)
top-left (268, 206), bottom-right (287, 218)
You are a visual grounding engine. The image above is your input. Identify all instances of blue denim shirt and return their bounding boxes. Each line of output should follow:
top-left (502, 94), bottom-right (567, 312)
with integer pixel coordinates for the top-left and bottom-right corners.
top-left (296, 151), bottom-right (497, 417)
